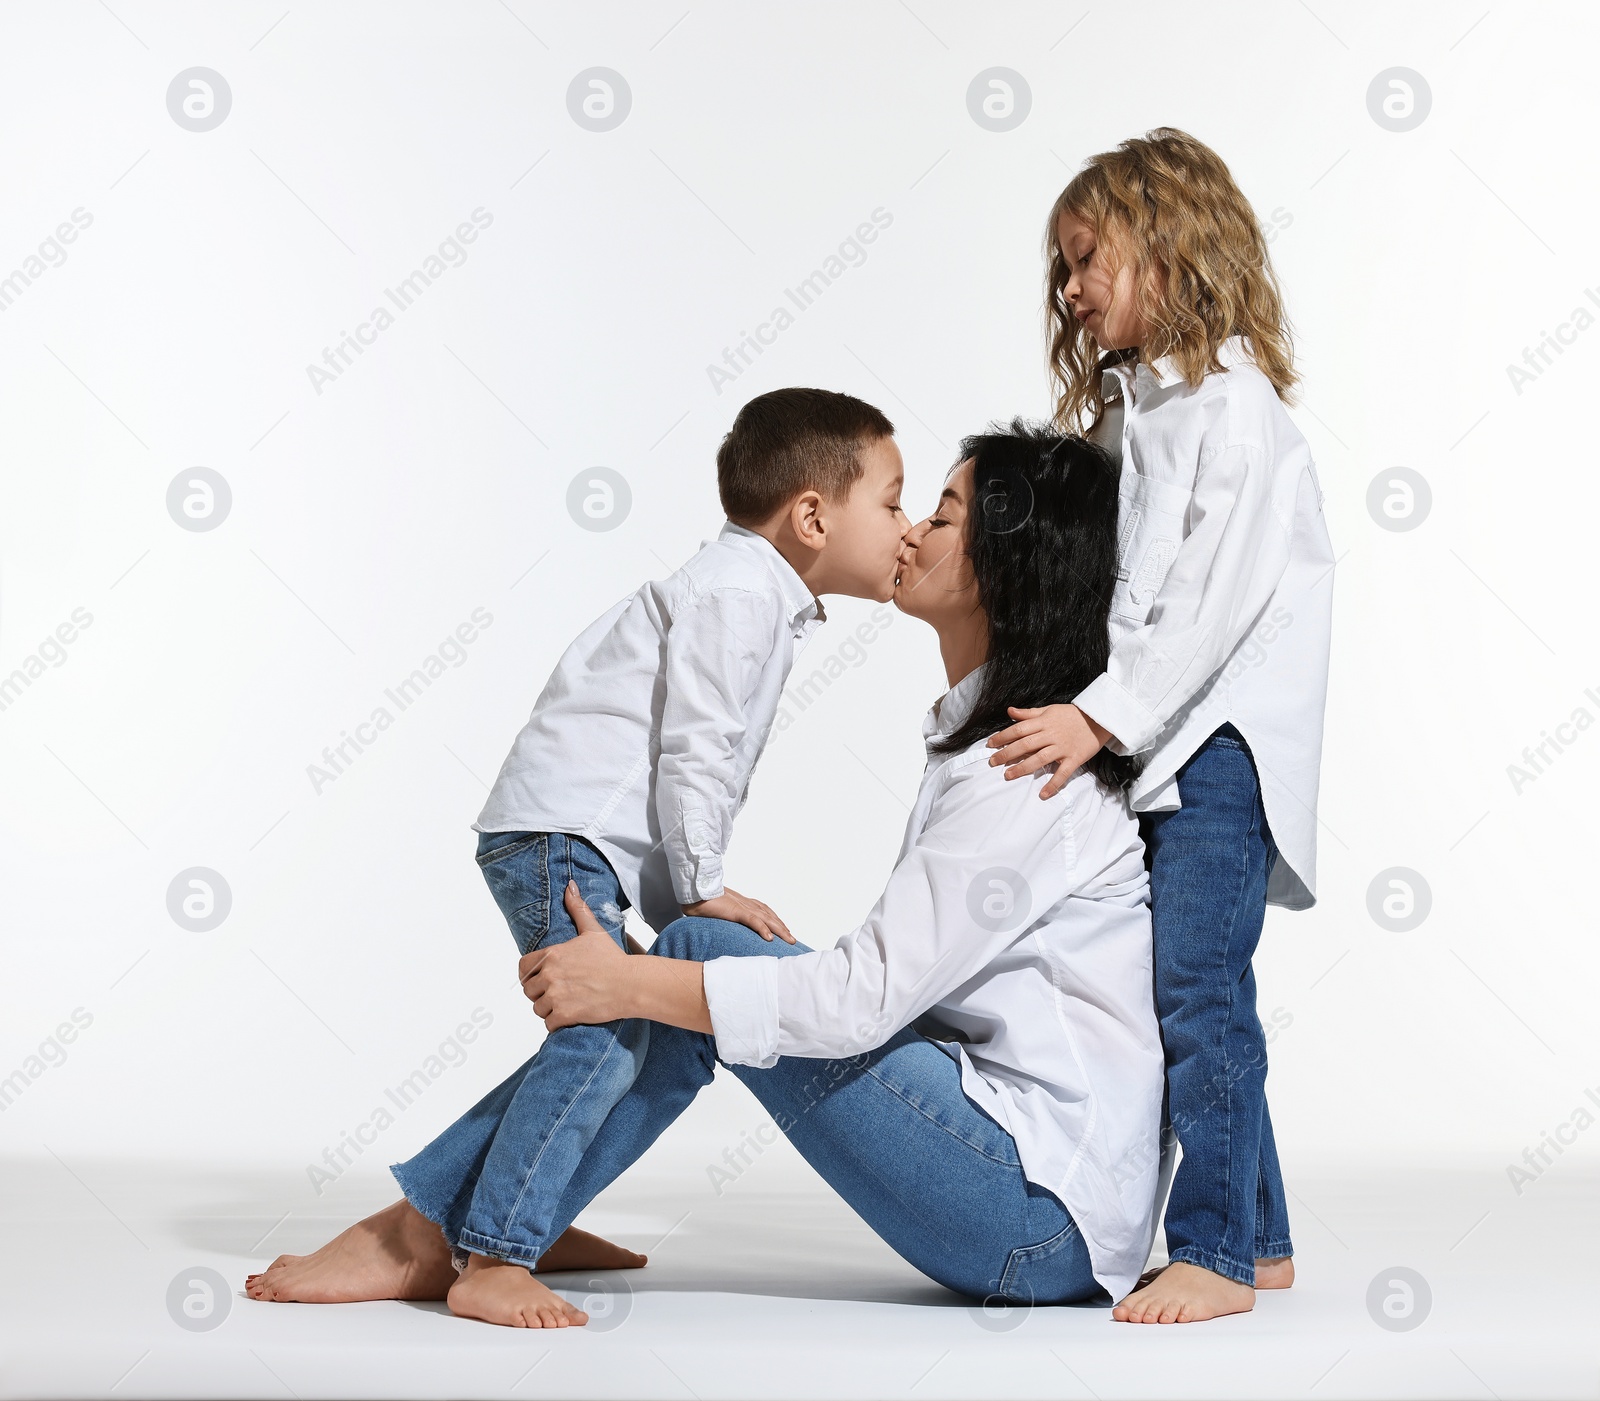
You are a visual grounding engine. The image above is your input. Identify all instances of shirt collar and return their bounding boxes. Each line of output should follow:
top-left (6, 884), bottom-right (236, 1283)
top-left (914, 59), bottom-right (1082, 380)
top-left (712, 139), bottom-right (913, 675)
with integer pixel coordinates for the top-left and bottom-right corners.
top-left (1101, 334), bottom-right (1253, 407)
top-left (718, 521), bottom-right (826, 626)
top-left (923, 660), bottom-right (990, 746)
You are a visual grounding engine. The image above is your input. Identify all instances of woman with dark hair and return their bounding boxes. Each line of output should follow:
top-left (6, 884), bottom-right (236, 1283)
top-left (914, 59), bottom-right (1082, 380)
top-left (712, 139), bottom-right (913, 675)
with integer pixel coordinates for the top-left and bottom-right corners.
top-left (247, 423), bottom-right (1166, 1326)
top-left (928, 419), bottom-right (1141, 791)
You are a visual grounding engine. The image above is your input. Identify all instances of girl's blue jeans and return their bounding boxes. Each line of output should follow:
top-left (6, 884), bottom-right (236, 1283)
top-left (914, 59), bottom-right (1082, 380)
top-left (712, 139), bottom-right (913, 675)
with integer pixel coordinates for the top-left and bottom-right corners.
top-left (390, 831), bottom-right (1108, 1306)
top-left (1139, 723), bottom-right (1295, 1287)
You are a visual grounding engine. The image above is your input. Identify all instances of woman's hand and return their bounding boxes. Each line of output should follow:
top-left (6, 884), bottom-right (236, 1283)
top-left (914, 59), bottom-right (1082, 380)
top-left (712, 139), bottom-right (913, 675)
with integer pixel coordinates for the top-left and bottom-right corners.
top-left (986, 704), bottom-right (1114, 800)
top-left (519, 882), bottom-right (636, 1031)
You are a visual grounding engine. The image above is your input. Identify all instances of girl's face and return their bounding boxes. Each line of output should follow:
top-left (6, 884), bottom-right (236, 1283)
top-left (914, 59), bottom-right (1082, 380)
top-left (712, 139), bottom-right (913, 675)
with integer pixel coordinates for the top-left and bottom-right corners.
top-left (1056, 209), bottom-right (1149, 352)
top-left (894, 459), bottom-right (979, 624)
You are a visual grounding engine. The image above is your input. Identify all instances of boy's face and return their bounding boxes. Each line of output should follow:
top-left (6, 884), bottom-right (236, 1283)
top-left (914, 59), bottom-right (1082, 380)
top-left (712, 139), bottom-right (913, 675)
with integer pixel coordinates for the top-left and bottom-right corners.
top-left (1057, 209), bottom-right (1149, 352)
top-left (819, 435), bottom-right (909, 602)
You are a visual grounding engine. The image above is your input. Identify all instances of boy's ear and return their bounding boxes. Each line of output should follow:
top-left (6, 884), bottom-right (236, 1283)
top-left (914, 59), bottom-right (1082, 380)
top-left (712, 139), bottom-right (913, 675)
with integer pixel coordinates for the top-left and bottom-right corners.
top-left (788, 489), bottom-right (827, 553)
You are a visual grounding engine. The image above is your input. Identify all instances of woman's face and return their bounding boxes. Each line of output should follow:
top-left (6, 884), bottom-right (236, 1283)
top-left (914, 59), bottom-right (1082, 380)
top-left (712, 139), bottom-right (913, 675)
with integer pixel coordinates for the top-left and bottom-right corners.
top-left (894, 458), bottom-right (979, 625)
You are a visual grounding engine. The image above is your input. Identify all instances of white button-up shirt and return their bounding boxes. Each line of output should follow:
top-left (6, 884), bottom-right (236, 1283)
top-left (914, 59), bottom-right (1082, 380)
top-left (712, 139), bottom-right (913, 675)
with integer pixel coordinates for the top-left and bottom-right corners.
top-left (1074, 336), bottom-right (1336, 909)
top-left (702, 663), bottom-right (1166, 1302)
top-left (475, 523), bottom-right (824, 933)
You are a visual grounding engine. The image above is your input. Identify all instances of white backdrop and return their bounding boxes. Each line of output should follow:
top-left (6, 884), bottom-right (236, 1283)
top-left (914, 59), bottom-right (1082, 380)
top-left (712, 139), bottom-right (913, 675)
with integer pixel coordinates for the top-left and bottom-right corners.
top-left (2, 0), bottom-right (1596, 1227)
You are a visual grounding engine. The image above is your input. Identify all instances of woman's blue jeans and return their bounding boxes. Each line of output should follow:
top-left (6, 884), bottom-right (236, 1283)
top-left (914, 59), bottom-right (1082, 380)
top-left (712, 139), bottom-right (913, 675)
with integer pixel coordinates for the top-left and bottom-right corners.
top-left (391, 841), bottom-right (1107, 1305)
top-left (1139, 723), bottom-right (1294, 1286)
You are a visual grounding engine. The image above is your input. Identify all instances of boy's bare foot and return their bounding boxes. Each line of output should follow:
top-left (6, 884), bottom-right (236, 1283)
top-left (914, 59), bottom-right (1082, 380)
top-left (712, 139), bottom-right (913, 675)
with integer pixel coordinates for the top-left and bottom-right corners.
top-left (1255, 1255), bottom-right (1294, 1290)
top-left (447, 1252), bottom-right (589, 1328)
top-left (245, 1200), bottom-right (646, 1302)
top-left (246, 1199), bottom-right (457, 1303)
top-left (1112, 1261), bottom-right (1254, 1323)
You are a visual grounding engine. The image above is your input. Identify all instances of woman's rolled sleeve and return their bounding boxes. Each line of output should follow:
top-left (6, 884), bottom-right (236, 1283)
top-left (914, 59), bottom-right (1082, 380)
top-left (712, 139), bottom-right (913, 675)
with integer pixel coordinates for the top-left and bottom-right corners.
top-left (701, 952), bottom-right (783, 1068)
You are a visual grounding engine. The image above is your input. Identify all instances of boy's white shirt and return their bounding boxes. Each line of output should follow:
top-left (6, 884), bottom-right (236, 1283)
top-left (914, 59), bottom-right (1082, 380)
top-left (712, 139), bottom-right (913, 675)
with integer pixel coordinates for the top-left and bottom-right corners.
top-left (702, 660), bottom-right (1167, 1304)
top-left (1074, 335), bottom-right (1336, 909)
top-left (474, 522), bottom-right (824, 933)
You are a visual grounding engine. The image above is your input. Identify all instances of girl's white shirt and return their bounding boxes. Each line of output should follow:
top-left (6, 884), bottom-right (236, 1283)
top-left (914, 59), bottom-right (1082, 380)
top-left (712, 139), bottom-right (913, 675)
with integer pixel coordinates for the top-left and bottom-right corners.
top-left (1076, 335), bottom-right (1336, 909)
top-left (702, 661), bottom-right (1167, 1304)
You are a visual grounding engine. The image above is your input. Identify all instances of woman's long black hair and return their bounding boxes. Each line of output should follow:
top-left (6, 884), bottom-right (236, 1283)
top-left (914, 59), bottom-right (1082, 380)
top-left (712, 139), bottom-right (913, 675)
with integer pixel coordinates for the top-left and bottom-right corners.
top-left (929, 417), bottom-right (1143, 792)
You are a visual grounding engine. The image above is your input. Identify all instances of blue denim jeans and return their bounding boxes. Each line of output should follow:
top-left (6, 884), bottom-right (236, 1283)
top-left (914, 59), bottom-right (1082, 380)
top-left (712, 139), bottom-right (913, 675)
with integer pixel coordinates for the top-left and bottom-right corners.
top-left (392, 831), bottom-right (648, 1269)
top-left (393, 913), bottom-right (1107, 1305)
top-left (1139, 723), bottom-right (1294, 1286)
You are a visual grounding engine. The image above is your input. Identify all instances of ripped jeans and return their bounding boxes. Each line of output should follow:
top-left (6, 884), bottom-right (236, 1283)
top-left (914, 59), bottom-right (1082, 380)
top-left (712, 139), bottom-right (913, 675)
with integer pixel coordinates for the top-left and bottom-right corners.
top-left (392, 830), bottom-right (644, 1270)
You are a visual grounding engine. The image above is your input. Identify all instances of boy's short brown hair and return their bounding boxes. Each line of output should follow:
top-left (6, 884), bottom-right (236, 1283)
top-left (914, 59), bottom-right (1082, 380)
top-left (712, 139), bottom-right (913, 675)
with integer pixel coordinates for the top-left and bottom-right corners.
top-left (716, 387), bottom-right (895, 526)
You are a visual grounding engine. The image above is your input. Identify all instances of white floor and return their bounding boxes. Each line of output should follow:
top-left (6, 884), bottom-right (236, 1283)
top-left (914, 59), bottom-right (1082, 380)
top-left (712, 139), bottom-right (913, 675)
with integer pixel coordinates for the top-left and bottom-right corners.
top-left (3, 1092), bottom-right (1595, 1400)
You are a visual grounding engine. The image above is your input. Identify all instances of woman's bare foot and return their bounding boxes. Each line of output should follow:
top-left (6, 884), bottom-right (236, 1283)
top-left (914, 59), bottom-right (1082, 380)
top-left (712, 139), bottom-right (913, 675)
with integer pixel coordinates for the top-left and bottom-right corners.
top-left (1112, 1261), bottom-right (1254, 1323)
top-left (447, 1252), bottom-right (589, 1328)
top-left (245, 1201), bottom-right (646, 1302)
top-left (1255, 1255), bottom-right (1294, 1290)
top-left (532, 1225), bottom-right (647, 1274)
top-left (246, 1199), bottom-right (456, 1302)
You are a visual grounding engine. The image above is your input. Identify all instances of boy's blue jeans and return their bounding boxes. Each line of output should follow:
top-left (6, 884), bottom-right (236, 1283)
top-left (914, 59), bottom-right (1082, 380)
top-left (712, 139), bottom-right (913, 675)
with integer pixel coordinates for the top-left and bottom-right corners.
top-left (392, 830), bottom-right (646, 1269)
top-left (391, 847), bottom-right (1105, 1303)
top-left (1139, 723), bottom-right (1294, 1287)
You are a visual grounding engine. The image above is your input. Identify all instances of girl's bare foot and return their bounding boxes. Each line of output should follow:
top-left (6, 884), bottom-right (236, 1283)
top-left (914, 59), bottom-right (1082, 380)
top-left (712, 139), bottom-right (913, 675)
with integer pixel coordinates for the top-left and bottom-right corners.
top-left (1131, 1265), bottom-right (1162, 1292)
top-left (1127, 1256), bottom-right (1291, 1300)
top-left (447, 1252), bottom-right (589, 1328)
top-left (245, 1201), bottom-right (646, 1302)
top-left (1255, 1255), bottom-right (1294, 1290)
top-left (1112, 1261), bottom-right (1255, 1323)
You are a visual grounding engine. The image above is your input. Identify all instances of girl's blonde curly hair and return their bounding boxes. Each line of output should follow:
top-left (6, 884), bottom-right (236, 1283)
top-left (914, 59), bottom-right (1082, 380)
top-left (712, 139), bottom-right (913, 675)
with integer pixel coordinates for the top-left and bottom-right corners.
top-left (1045, 127), bottom-right (1299, 434)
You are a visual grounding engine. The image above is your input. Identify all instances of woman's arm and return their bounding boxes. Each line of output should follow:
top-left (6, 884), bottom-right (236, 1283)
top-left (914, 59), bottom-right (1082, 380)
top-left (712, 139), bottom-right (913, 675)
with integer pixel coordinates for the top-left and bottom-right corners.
top-left (520, 881), bottom-right (713, 1033)
top-left (527, 754), bottom-right (1085, 1066)
top-left (696, 754), bottom-right (1082, 1068)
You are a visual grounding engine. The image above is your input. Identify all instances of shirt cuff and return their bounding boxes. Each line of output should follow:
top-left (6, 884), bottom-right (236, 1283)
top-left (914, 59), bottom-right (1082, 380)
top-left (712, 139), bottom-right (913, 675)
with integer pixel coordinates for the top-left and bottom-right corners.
top-left (1073, 672), bottom-right (1164, 756)
top-left (700, 954), bottom-right (781, 1068)
top-left (673, 854), bottom-right (724, 906)
top-left (669, 810), bottom-right (726, 905)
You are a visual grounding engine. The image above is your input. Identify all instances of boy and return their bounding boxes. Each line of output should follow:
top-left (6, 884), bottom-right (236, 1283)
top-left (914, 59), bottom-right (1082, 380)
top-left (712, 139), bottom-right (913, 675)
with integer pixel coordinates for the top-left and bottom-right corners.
top-left (389, 386), bottom-right (910, 1294)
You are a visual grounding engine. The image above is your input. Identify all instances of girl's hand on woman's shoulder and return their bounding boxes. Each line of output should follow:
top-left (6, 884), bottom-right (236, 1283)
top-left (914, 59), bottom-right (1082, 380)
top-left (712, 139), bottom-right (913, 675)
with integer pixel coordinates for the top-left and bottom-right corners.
top-left (986, 703), bottom-right (1113, 800)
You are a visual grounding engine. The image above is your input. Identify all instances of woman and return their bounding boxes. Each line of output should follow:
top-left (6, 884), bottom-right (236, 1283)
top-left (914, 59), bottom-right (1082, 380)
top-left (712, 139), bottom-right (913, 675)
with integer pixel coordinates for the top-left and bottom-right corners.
top-left (247, 422), bottom-right (1166, 1327)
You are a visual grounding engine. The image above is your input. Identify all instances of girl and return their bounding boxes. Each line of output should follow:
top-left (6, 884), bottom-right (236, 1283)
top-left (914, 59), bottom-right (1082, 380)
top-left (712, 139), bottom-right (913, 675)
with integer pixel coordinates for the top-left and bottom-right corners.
top-left (986, 127), bottom-right (1336, 1324)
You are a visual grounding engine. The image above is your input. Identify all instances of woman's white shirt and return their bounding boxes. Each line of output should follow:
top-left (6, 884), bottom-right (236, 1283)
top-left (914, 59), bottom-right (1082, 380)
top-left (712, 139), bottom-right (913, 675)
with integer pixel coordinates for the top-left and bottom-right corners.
top-left (700, 662), bottom-right (1166, 1302)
